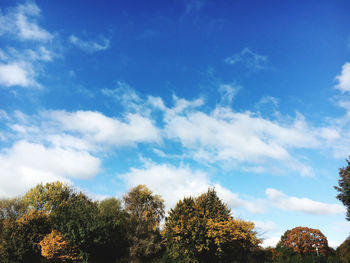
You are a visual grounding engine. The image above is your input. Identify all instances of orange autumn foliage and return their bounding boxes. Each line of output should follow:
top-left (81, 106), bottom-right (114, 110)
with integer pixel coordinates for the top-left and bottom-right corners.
top-left (282, 227), bottom-right (329, 257)
top-left (40, 230), bottom-right (81, 262)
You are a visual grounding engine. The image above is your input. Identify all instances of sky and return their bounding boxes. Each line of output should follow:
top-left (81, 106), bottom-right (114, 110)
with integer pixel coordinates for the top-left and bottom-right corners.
top-left (1, 0), bottom-right (350, 248)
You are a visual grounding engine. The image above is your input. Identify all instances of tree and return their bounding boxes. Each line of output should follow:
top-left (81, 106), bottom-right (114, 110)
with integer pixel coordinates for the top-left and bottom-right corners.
top-left (337, 237), bottom-right (350, 263)
top-left (0, 182), bottom-right (131, 263)
top-left (163, 188), bottom-right (261, 263)
top-left (40, 230), bottom-right (81, 262)
top-left (52, 192), bottom-right (100, 262)
top-left (0, 198), bottom-right (27, 221)
top-left (277, 227), bottom-right (329, 258)
top-left (23, 181), bottom-right (75, 213)
top-left (0, 197), bottom-right (28, 261)
top-left (92, 198), bottom-right (129, 262)
top-left (23, 181), bottom-right (124, 263)
top-left (0, 210), bottom-right (51, 263)
top-left (123, 185), bottom-right (165, 263)
top-left (335, 157), bottom-right (350, 220)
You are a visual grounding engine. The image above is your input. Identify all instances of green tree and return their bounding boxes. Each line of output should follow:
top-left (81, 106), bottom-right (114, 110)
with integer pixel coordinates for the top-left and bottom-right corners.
top-left (92, 198), bottom-right (129, 262)
top-left (123, 185), bottom-right (165, 263)
top-left (52, 192), bottom-right (101, 262)
top-left (22, 181), bottom-right (130, 263)
top-left (337, 238), bottom-right (350, 263)
top-left (335, 158), bottom-right (350, 220)
top-left (0, 198), bottom-right (27, 221)
top-left (23, 181), bottom-right (75, 213)
top-left (0, 197), bottom-right (28, 261)
top-left (0, 210), bottom-right (51, 263)
top-left (163, 188), bottom-right (261, 263)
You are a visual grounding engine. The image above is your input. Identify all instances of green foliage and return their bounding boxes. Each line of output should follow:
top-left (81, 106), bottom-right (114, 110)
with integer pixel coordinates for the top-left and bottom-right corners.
top-left (0, 181), bottom-right (343, 263)
top-left (163, 188), bottom-right (261, 263)
top-left (337, 238), bottom-right (350, 263)
top-left (23, 181), bottom-right (75, 212)
top-left (0, 182), bottom-right (130, 263)
top-left (335, 158), bottom-right (350, 220)
top-left (93, 198), bottom-right (129, 262)
top-left (0, 210), bottom-right (51, 263)
top-left (0, 198), bottom-right (27, 221)
top-left (123, 185), bottom-right (165, 263)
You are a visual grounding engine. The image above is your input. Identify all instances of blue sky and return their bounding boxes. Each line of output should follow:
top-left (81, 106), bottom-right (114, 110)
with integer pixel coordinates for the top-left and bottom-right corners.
top-left (1, 0), bottom-right (350, 247)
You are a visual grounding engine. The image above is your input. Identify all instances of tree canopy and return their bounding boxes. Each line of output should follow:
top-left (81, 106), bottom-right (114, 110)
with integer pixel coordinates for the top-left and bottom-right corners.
top-left (0, 181), bottom-right (344, 263)
top-left (163, 188), bottom-right (261, 263)
top-left (123, 185), bottom-right (165, 263)
top-left (276, 226), bottom-right (329, 260)
top-left (335, 157), bottom-right (350, 220)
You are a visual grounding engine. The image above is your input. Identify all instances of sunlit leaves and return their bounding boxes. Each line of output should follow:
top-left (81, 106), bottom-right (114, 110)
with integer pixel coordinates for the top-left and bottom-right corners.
top-left (278, 227), bottom-right (329, 257)
top-left (123, 185), bottom-right (165, 262)
top-left (163, 188), bottom-right (261, 262)
top-left (40, 230), bottom-right (81, 262)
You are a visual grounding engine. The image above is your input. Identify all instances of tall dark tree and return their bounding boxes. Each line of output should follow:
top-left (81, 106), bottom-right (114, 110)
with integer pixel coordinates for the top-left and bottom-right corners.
top-left (335, 157), bottom-right (350, 220)
top-left (337, 238), bottom-right (350, 263)
top-left (93, 198), bottom-right (129, 262)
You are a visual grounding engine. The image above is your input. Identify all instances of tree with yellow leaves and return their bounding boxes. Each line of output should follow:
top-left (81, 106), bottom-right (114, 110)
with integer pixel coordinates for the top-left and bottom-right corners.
top-left (163, 188), bottom-right (261, 263)
top-left (0, 210), bottom-right (51, 262)
top-left (40, 230), bottom-right (81, 263)
top-left (123, 185), bottom-right (165, 263)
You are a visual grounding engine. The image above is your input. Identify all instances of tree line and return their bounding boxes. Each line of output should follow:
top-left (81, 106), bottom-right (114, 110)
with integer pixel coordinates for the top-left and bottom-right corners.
top-left (1, 158), bottom-right (350, 262)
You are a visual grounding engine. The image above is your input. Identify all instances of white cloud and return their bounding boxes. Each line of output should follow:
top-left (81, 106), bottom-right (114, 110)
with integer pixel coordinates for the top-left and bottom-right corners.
top-left (225, 48), bottom-right (268, 70)
top-left (0, 62), bottom-right (36, 87)
top-left (0, 2), bottom-right (56, 88)
top-left (69, 35), bottom-right (110, 53)
top-left (266, 188), bottom-right (345, 215)
top-left (335, 62), bottom-right (350, 93)
top-left (0, 108), bottom-right (163, 197)
top-left (164, 100), bottom-right (317, 175)
top-left (121, 162), bottom-right (262, 213)
top-left (0, 2), bottom-right (53, 41)
top-left (254, 220), bottom-right (277, 233)
top-left (16, 4), bottom-right (53, 41)
top-left (328, 240), bottom-right (341, 249)
top-left (261, 236), bottom-right (280, 248)
top-left (0, 140), bottom-right (101, 197)
top-left (47, 110), bottom-right (160, 148)
top-left (5, 109), bottom-right (161, 152)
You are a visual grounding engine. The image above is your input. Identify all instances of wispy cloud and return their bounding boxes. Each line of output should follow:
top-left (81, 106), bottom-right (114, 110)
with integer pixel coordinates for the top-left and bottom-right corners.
top-left (225, 48), bottom-right (268, 70)
top-left (185, 0), bottom-right (206, 14)
top-left (69, 35), bottom-right (110, 53)
top-left (266, 188), bottom-right (345, 215)
top-left (0, 2), bottom-right (56, 88)
top-left (335, 62), bottom-right (350, 93)
top-left (218, 83), bottom-right (241, 104)
top-left (0, 2), bottom-right (53, 41)
top-left (162, 97), bottom-right (318, 176)
top-left (102, 81), bottom-right (143, 112)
